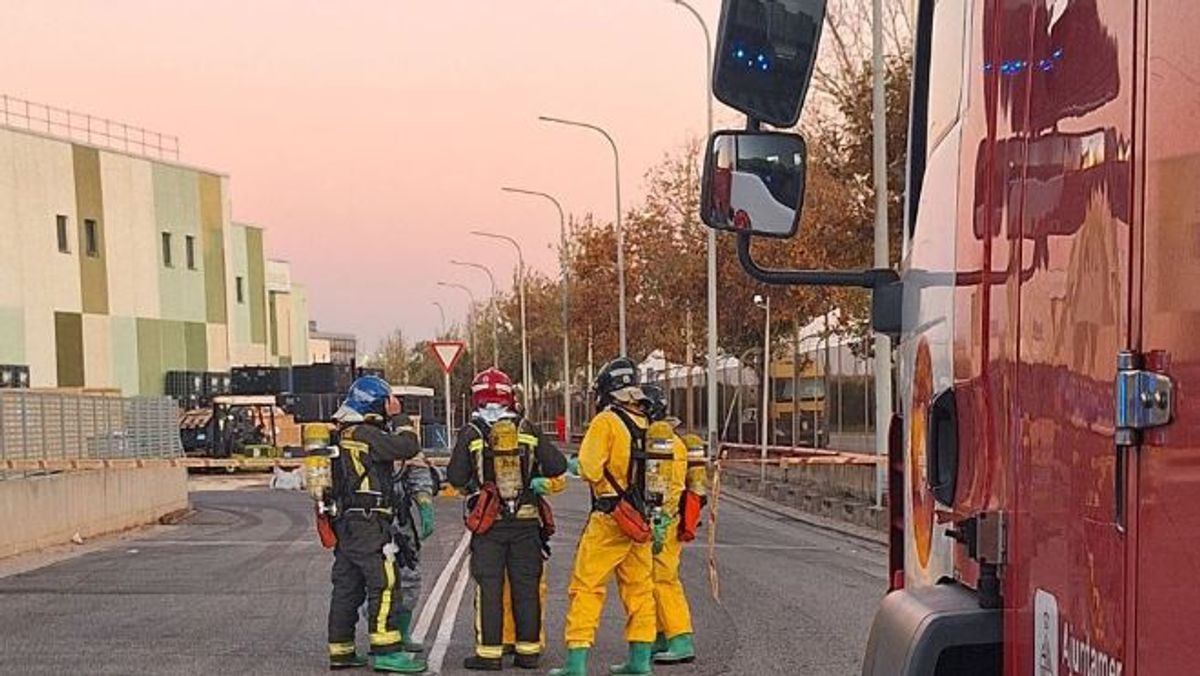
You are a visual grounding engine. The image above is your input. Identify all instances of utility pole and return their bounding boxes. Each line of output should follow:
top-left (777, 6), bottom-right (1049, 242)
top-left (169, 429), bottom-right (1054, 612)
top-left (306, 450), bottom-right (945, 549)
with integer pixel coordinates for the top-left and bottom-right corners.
top-left (685, 309), bottom-right (695, 433)
top-left (756, 295), bottom-right (771, 482)
top-left (872, 0), bottom-right (892, 508)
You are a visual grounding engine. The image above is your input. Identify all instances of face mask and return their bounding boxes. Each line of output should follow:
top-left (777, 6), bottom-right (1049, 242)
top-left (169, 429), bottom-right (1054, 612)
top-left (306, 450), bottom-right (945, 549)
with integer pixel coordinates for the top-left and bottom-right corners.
top-left (476, 403), bottom-right (513, 424)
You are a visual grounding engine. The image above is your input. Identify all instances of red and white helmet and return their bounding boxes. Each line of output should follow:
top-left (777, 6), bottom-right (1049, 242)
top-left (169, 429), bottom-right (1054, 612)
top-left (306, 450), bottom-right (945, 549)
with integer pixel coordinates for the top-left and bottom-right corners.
top-left (471, 368), bottom-right (514, 410)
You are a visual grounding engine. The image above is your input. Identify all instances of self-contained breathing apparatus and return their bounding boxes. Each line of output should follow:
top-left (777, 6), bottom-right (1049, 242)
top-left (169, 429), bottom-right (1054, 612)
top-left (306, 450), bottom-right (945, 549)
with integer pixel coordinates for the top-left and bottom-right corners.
top-left (592, 406), bottom-right (669, 544)
top-left (464, 417), bottom-right (539, 535)
top-left (303, 420), bottom-right (437, 568)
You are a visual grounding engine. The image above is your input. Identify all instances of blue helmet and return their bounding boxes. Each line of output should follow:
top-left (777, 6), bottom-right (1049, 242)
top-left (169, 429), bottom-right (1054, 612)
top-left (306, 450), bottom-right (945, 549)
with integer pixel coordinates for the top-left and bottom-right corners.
top-left (333, 375), bottom-right (393, 422)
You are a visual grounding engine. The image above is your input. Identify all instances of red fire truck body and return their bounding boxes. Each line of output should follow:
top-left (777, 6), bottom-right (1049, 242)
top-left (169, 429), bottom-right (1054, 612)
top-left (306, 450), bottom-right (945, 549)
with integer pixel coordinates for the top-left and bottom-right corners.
top-left (865, 1), bottom-right (1200, 674)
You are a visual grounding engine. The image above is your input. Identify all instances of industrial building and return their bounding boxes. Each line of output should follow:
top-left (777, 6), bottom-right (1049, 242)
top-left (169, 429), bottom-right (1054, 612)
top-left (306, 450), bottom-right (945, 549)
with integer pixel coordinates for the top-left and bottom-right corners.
top-left (0, 99), bottom-right (310, 395)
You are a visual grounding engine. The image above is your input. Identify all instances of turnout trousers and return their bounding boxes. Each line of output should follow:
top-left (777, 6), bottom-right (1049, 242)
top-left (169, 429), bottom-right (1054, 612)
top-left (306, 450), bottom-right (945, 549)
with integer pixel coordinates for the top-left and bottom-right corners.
top-left (328, 513), bottom-right (407, 657)
top-left (502, 568), bottom-right (548, 649)
top-left (470, 519), bottom-right (544, 659)
top-left (563, 512), bottom-right (656, 648)
top-left (653, 525), bottom-right (693, 638)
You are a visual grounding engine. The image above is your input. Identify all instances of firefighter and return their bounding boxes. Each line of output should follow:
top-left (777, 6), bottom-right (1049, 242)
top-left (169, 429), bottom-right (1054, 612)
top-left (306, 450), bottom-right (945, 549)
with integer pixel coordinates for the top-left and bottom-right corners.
top-left (447, 368), bottom-right (567, 671)
top-left (549, 358), bottom-right (659, 676)
top-left (326, 376), bottom-right (428, 673)
top-left (639, 385), bottom-right (699, 666)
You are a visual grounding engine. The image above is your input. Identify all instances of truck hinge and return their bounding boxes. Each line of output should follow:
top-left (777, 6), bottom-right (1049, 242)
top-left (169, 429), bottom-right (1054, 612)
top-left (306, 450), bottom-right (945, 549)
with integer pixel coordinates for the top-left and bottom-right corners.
top-left (1115, 350), bottom-right (1174, 446)
top-left (945, 510), bottom-right (1007, 609)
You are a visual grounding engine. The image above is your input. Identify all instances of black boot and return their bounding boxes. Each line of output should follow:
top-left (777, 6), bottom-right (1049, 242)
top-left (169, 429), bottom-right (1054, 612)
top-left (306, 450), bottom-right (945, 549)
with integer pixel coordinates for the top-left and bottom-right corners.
top-left (513, 653), bottom-right (541, 670)
top-left (462, 655), bottom-right (503, 671)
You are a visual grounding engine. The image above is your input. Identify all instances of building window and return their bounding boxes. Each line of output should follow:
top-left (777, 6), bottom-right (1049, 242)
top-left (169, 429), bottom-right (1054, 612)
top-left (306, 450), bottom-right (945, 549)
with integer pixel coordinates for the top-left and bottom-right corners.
top-left (56, 215), bottom-right (70, 253)
top-left (84, 219), bottom-right (99, 257)
top-left (236, 276), bottom-right (245, 304)
top-left (185, 235), bottom-right (196, 270)
top-left (161, 232), bottom-right (173, 267)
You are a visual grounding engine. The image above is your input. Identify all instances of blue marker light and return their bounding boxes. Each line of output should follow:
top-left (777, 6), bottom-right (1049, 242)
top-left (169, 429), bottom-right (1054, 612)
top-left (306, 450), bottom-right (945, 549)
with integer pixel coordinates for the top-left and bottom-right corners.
top-left (735, 48), bottom-right (745, 59)
top-left (761, 63), bottom-right (769, 71)
top-left (757, 54), bottom-right (765, 62)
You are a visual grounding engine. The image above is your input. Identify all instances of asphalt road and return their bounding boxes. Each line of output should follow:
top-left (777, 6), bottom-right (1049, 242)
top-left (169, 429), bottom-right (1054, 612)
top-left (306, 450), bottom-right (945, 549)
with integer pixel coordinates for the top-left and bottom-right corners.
top-left (0, 477), bottom-right (886, 675)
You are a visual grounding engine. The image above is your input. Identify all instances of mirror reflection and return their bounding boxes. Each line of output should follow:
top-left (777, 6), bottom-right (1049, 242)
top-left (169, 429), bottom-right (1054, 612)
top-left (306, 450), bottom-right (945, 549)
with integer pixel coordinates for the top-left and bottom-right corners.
top-left (703, 131), bottom-right (807, 237)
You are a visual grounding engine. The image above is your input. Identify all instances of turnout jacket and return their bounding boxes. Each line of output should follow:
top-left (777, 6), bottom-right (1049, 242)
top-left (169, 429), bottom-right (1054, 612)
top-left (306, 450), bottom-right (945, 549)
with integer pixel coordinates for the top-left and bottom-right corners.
top-left (333, 423), bottom-right (422, 513)
top-left (447, 415), bottom-right (568, 519)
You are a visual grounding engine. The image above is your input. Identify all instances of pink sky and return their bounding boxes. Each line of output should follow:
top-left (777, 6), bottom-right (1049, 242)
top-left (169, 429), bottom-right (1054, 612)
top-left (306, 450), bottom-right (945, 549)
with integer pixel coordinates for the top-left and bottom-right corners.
top-left (3, 0), bottom-right (744, 349)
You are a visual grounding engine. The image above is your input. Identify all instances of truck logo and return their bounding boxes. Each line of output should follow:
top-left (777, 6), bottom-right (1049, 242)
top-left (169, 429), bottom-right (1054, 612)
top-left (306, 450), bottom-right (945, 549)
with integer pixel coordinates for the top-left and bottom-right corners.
top-left (1035, 589), bottom-right (1059, 675)
top-left (910, 338), bottom-right (935, 568)
top-left (1035, 588), bottom-right (1124, 676)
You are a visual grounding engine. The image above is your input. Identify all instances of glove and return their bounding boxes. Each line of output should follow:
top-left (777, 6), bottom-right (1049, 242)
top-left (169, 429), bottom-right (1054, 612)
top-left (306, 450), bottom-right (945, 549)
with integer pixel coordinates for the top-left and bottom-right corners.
top-left (530, 477), bottom-right (552, 496)
top-left (652, 516), bottom-right (672, 555)
top-left (567, 455), bottom-right (580, 477)
top-left (416, 495), bottom-right (435, 540)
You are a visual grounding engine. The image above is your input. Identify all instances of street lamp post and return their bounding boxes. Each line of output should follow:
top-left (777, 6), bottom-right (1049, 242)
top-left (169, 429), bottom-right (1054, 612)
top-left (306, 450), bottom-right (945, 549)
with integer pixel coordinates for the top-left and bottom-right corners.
top-left (755, 294), bottom-right (771, 482)
top-left (437, 281), bottom-right (478, 374)
top-left (432, 301), bottom-right (447, 336)
top-left (471, 231), bottom-right (530, 411)
top-left (538, 115), bottom-right (627, 357)
top-left (450, 260), bottom-right (500, 368)
top-left (502, 187), bottom-right (571, 439)
top-left (668, 0), bottom-right (720, 461)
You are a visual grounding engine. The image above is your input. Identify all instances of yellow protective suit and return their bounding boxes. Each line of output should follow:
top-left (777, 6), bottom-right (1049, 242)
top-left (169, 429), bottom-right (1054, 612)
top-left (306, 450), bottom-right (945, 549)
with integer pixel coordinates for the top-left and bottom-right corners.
top-left (502, 473), bottom-right (567, 649)
top-left (563, 406), bottom-right (656, 648)
top-left (653, 435), bottom-right (692, 638)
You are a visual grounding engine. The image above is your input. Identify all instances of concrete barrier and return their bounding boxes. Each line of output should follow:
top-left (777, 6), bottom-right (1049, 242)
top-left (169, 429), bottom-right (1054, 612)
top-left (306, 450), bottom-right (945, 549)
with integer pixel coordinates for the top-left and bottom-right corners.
top-left (724, 464), bottom-right (886, 533)
top-left (0, 467), bottom-right (188, 559)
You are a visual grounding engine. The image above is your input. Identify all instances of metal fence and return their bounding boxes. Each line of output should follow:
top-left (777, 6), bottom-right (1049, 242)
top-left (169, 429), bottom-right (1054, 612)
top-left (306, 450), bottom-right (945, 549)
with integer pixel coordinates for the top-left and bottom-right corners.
top-left (0, 391), bottom-right (182, 478)
top-left (0, 93), bottom-right (180, 161)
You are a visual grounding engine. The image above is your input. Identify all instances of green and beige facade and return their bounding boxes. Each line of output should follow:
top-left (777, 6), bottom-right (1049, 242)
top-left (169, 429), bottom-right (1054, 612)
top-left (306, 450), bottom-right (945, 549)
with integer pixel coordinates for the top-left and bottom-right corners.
top-left (0, 124), bottom-right (310, 395)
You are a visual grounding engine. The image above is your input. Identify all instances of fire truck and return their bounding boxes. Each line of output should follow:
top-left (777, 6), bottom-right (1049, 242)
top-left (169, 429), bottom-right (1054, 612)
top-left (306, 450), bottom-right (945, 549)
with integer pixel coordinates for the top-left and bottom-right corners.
top-left (702, 0), bottom-right (1198, 674)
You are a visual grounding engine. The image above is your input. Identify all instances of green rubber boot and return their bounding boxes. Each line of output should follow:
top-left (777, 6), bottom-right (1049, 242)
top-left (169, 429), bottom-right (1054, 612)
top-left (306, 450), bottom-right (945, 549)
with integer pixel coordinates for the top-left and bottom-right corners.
top-left (548, 647), bottom-right (590, 676)
top-left (397, 611), bottom-right (424, 653)
top-left (329, 653), bottom-right (369, 670)
top-left (609, 642), bottom-right (654, 675)
top-left (372, 651), bottom-right (427, 673)
top-left (651, 633), bottom-right (668, 655)
top-left (653, 634), bottom-right (696, 665)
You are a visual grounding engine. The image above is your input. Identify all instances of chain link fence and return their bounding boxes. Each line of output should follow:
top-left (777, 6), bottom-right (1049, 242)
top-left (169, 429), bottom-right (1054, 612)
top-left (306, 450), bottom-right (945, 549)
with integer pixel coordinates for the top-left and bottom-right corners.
top-left (0, 391), bottom-right (182, 479)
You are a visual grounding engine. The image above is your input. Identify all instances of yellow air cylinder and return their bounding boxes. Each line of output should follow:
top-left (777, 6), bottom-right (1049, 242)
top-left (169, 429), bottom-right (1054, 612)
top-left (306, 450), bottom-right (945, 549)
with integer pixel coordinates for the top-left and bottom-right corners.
top-left (302, 423), bottom-right (333, 502)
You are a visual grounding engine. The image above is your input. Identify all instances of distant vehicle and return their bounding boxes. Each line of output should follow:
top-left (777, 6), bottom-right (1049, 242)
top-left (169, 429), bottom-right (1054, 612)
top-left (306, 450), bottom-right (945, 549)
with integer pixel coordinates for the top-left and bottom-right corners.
top-left (703, 1), bottom-right (1190, 674)
top-left (181, 394), bottom-right (296, 460)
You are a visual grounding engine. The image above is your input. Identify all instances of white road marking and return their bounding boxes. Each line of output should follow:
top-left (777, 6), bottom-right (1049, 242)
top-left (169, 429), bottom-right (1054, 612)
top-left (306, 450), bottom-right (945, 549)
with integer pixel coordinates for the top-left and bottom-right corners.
top-left (411, 529), bottom-right (471, 644)
top-left (426, 554), bottom-right (473, 674)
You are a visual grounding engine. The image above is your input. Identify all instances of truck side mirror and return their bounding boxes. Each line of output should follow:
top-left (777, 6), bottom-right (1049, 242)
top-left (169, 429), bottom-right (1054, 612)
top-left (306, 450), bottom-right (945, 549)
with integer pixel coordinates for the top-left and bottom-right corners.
top-left (713, 0), bottom-right (827, 127)
top-left (700, 130), bottom-right (807, 238)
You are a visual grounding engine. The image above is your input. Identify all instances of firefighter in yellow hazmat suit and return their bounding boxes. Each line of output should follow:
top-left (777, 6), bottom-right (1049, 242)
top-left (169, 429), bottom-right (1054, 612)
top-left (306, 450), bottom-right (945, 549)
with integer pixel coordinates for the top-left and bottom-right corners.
top-left (549, 358), bottom-right (657, 676)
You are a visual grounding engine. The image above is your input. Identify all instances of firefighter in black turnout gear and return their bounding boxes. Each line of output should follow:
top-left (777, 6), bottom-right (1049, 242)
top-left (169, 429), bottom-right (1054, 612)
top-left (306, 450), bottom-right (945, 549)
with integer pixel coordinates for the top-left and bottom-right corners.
top-left (447, 368), bottom-right (568, 671)
top-left (326, 376), bottom-right (428, 673)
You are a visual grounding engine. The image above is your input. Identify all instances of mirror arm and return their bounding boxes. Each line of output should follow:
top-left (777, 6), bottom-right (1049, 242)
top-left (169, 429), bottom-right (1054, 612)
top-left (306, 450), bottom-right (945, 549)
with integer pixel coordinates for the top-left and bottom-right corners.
top-left (736, 232), bottom-right (903, 338)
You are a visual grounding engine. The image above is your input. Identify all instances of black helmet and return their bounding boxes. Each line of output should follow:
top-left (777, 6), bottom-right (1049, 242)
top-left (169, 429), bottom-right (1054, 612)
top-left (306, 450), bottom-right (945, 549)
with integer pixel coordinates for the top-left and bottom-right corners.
top-left (594, 357), bottom-right (643, 408)
top-left (640, 383), bottom-right (668, 422)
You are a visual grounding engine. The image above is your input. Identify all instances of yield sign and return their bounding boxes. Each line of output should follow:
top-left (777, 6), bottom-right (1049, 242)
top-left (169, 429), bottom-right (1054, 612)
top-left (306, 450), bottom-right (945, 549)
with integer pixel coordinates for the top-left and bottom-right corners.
top-left (429, 341), bottom-right (466, 374)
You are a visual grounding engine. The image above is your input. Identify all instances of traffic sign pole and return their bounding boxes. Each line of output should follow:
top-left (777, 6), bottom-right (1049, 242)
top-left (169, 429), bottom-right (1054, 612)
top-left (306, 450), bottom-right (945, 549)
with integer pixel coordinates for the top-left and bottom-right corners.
top-left (444, 371), bottom-right (453, 447)
top-left (428, 341), bottom-right (466, 449)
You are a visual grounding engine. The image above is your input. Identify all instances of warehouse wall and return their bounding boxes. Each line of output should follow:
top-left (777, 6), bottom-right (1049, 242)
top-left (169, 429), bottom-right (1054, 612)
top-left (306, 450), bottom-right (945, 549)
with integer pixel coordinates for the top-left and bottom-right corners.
top-left (0, 124), bottom-right (306, 392)
top-left (0, 128), bottom-right (82, 386)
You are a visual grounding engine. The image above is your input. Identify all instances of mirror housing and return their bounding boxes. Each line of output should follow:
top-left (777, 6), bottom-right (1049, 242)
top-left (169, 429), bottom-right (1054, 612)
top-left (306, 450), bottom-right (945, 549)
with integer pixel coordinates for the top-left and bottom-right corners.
top-left (713, 0), bottom-right (827, 127)
top-left (700, 130), bottom-right (807, 238)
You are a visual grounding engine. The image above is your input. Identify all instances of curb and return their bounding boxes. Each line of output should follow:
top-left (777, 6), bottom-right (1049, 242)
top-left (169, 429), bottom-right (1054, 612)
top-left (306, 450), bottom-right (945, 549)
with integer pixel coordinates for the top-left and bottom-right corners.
top-left (721, 485), bottom-right (888, 546)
